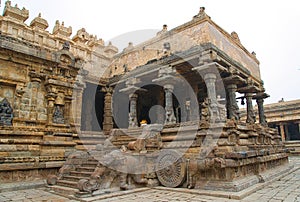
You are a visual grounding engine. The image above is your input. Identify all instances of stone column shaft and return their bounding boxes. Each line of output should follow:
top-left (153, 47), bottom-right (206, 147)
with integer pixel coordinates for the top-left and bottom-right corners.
top-left (226, 84), bottom-right (240, 120)
top-left (164, 84), bottom-right (176, 124)
top-left (204, 73), bottom-right (218, 107)
top-left (46, 95), bottom-right (55, 125)
top-left (64, 99), bottom-right (71, 125)
top-left (103, 90), bottom-right (113, 135)
top-left (256, 98), bottom-right (267, 126)
top-left (73, 89), bottom-right (84, 129)
top-left (203, 73), bottom-right (219, 122)
top-left (29, 79), bottom-right (41, 120)
top-left (129, 93), bottom-right (138, 128)
top-left (245, 93), bottom-right (256, 124)
top-left (279, 124), bottom-right (286, 141)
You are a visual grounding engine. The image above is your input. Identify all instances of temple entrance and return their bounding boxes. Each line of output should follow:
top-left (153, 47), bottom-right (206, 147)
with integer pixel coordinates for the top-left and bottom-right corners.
top-left (81, 83), bottom-right (104, 131)
top-left (286, 122), bottom-right (300, 141)
top-left (137, 85), bottom-right (165, 125)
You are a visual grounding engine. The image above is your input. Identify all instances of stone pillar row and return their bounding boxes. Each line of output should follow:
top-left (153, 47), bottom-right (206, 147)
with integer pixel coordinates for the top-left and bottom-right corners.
top-left (116, 63), bottom-right (270, 127)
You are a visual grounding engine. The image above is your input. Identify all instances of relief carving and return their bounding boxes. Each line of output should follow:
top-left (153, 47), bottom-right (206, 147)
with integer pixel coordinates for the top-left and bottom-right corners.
top-left (0, 98), bottom-right (13, 126)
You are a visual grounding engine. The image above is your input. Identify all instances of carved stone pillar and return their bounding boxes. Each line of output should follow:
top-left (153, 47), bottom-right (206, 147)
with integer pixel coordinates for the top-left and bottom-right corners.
top-left (152, 65), bottom-right (177, 124)
top-left (129, 93), bottom-right (138, 128)
top-left (85, 97), bottom-right (93, 130)
top-left (102, 87), bottom-right (113, 135)
top-left (29, 77), bottom-right (41, 121)
top-left (279, 123), bottom-right (286, 141)
top-left (256, 98), bottom-right (267, 126)
top-left (245, 93), bottom-right (256, 124)
top-left (226, 84), bottom-right (240, 120)
top-left (253, 92), bottom-right (269, 126)
top-left (72, 69), bottom-right (87, 131)
top-left (72, 88), bottom-right (84, 130)
top-left (203, 73), bottom-right (219, 122)
top-left (64, 98), bottom-right (72, 126)
top-left (46, 94), bottom-right (56, 125)
top-left (164, 84), bottom-right (176, 124)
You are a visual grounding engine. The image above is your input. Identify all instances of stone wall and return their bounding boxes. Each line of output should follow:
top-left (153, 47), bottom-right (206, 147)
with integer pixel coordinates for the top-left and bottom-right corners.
top-left (0, 0), bottom-right (118, 81)
top-left (0, 1), bottom-right (118, 182)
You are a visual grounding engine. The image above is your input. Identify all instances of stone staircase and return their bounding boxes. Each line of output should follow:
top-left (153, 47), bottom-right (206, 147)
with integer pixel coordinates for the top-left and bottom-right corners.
top-left (49, 156), bottom-right (99, 195)
top-left (48, 128), bottom-right (149, 196)
top-left (74, 131), bottom-right (107, 151)
top-left (285, 141), bottom-right (300, 155)
top-left (48, 131), bottom-right (108, 196)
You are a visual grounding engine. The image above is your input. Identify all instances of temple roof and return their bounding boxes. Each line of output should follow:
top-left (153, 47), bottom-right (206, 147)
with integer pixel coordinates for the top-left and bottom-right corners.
top-left (109, 8), bottom-right (261, 83)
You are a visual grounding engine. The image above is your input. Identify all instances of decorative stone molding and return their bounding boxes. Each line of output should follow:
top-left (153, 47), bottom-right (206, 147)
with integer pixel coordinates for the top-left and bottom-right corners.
top-left (30, 13), bottom-right (49, 30)
top-left (3, 1), bottom-right (29, 23)
top-left (52, 20), bottom-right (72, 37)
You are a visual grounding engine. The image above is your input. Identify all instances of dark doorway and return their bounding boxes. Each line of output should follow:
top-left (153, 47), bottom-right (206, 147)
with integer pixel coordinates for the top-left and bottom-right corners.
top-left (137, 85), bottom-right (165, 125)
top-left (286, 122), bottom-right (300, 141)
top-left (81, 83), bottom-right (105, 131)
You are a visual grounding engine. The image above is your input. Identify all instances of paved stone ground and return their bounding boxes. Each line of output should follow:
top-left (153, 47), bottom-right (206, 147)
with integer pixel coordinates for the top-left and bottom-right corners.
top-left (0, 157), bottom-right (299, 202)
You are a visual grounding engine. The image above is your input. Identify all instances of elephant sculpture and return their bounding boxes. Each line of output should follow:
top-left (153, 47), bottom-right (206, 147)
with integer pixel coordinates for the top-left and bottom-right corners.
top-left (78, 146), bottom-right (148, 193)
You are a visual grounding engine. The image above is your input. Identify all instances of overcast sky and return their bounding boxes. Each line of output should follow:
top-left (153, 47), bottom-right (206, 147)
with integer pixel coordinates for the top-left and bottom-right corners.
top-left (1, 0), bottom-right (300, 104)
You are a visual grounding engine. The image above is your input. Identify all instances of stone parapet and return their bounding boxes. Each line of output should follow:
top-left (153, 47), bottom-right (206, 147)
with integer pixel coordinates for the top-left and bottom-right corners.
top-left (0, 1), bottom-right (118, 80)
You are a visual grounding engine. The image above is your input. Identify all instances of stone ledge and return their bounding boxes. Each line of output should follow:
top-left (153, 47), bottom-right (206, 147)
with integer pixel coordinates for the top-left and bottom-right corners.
top-left (0, 161), bottom-right (64, 171)
top-left (153, 163), bottom-right (298, 200)
top-left (0, 180), bottom-right (45, 193)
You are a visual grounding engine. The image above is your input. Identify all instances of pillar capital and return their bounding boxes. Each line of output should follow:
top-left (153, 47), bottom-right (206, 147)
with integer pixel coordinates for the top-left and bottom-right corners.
top-left (164, 84), bottom-right (174, 91)
top-left (227, 83), bottom-right (238, 91)
top-left (129, 93), bottom-right (138, 100)
top-left (203, 72), bottom-right (217, 81)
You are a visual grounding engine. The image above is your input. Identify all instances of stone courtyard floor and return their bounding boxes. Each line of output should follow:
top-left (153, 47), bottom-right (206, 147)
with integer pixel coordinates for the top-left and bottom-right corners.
top-left (0, 157), bottom-right (300, 202)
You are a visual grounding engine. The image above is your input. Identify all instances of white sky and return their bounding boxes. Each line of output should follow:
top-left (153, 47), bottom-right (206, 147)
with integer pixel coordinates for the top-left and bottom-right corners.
top-left (1, 0), bottom-right (300, 104)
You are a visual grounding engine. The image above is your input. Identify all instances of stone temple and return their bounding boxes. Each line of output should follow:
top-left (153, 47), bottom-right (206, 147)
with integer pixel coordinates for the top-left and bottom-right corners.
top-left (0, 1), bottom-right (293, 198)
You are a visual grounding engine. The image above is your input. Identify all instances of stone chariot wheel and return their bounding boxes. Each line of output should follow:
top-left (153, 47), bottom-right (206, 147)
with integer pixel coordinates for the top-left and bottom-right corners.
top-left (155, 149), bottom-right (186, 188)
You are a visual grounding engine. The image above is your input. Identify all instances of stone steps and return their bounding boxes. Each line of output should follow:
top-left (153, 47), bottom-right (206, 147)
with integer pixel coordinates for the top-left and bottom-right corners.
top-left (285, 141), bottom-right (300, 155)
top-left (49, 185), bottom-right (79, 196)
top-left (62, 175), bottom-right (89, 182)
top-left (69, 171), bottom-right (93, 178)
top-left (76, 166), bottom-right (96, 172)
top-left (57, 180), bottom-right (78, 189)
top-left (50, 154), bottom-right (99, 196)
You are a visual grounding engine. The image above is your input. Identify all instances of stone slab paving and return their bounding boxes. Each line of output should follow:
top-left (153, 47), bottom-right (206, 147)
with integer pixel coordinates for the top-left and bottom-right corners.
top-left (0, 156), bottom-right (300, 202)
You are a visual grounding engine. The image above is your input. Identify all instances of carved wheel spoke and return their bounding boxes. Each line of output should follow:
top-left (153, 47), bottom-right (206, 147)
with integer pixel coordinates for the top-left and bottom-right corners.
top-left (155, 150), bottom-right (186, 188)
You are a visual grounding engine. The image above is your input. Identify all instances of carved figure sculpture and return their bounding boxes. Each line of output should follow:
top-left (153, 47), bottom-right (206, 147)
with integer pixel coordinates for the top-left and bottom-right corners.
top-left (47, 151), bottom-right (88, 185)
top-left (128, 124), bottom-right (163, 152)
top-left (0, 98), bottom-right (13, 126)
top-left (78, 146), bottom-right (148, 193)
top-left (187, 157), bottom-right (225, 189)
